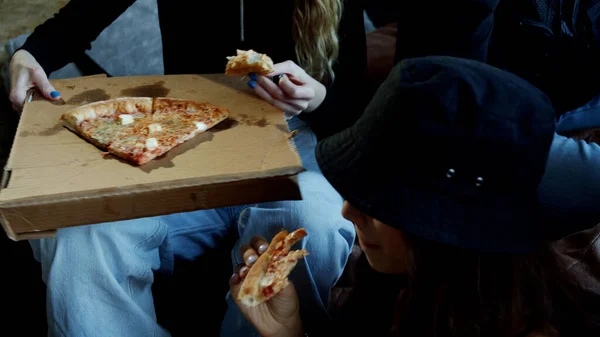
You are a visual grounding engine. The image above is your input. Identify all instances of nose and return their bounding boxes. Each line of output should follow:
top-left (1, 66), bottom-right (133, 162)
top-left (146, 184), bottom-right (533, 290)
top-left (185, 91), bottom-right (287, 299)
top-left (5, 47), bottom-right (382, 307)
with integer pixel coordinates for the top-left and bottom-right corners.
top-left (342, 201), bottom-right (367, 229)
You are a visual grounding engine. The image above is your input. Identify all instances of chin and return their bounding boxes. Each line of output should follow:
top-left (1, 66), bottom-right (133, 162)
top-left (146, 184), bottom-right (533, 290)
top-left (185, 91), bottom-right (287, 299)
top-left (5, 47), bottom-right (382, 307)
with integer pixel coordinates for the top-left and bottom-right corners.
top-left (364, 254), bottom-right (386, 272)
top-left (365, 254), bottom-right (403, 274)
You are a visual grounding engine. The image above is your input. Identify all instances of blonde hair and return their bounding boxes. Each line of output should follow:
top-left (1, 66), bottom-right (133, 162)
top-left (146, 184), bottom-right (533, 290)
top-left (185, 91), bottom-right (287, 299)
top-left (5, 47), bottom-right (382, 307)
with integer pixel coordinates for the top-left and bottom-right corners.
top-left (292, 0), bottom-right (343, 83)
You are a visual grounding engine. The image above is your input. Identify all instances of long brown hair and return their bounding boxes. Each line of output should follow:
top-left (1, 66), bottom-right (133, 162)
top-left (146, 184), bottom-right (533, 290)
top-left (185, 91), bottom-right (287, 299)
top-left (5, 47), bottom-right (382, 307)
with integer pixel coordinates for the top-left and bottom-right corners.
top-left (390, 234), bottom-right (560, 337)
top-left (292, 0), bottom-right (343, 82)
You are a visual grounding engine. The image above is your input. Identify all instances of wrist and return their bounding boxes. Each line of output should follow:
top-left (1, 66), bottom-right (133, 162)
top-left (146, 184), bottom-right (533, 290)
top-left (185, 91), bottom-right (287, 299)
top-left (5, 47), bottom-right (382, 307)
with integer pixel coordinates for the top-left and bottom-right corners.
top-left (266, 314), bottom-right (304, 337)
top-left (10, 49), bottom-right (29, 62)
top-left (290, 316), bottom-right (305, 337)
top-left (304, 79), bottom-right (327, 113)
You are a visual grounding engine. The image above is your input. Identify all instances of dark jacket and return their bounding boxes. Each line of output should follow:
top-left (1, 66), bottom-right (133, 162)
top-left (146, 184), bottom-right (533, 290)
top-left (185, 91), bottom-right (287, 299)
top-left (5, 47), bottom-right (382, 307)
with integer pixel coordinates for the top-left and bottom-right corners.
top-left (488, 0), bottom-right (600, 114)
top-left (367, 0), bottom-right (600, 115)
top-left (18, 0), bottom-right (368, 140)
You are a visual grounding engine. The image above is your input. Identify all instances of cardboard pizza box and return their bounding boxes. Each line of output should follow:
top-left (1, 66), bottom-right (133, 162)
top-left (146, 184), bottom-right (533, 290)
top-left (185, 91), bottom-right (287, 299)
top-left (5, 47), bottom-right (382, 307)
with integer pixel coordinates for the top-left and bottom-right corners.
top-left (0, 74), bottom-right (304, 240)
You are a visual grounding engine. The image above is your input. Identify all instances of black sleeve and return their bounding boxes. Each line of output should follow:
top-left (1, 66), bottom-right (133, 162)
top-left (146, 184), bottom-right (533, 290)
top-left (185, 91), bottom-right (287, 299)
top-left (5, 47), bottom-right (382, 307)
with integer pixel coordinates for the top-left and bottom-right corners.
top-left (300, 0), bottom-right (369, 140)
top-left (17, 0), bottom-right (137, 74)
top-left (394, 0), bottom-right (500, 63)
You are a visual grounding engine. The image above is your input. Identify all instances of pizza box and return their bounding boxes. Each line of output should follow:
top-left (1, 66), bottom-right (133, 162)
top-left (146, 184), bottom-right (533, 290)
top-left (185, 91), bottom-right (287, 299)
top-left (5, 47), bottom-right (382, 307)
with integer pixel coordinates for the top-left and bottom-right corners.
top-left (0, 74), bottom-right (304, 241)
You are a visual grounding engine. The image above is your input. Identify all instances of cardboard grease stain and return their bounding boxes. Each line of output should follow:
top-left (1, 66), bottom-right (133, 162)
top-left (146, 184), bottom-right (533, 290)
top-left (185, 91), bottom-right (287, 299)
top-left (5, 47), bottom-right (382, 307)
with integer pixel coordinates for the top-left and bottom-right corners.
top-left (66, 89), bottom-right (111, 105)
top-left (121, 81), bottom-right (171, 97)
top-left (20, 122), bottom-right (64, 137)
top-left (211, 118), bottom-right (239, 132)
top-left (236, 114), bottom-right (268, 127)
top-left (234, 114), bottom-right (290, 133)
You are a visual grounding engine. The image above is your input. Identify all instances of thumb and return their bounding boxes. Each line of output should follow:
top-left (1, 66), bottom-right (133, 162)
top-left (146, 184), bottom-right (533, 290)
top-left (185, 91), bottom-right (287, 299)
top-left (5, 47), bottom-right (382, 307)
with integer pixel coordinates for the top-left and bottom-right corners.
top-left (31, 69), bottom-right (60, 100)
top-left (268, 281), bottom-right (300, 321)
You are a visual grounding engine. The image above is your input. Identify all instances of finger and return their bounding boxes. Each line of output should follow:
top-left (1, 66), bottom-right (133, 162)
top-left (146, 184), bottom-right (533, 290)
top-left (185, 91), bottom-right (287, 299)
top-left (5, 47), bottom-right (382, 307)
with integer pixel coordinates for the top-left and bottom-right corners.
top-left (11, 102), bottom-right (22, 113)
top-left (8, 74), bottom-right (32, 110)
top-left (278, 75), bottom-right (314, 100)
top-left (266, 61), bottom-right (307, 83)
top-left (249, 81), bottom-right (303, 115)
top-left (30, 68), bottom-right (60, 100)
top-left (255, 76), bottom-right (307, 110)
top-left (256, 75), bottom-right (287, 100)
top-left (251, 236), bottom-right (270, 255)
top-left (241, 245), bottom-right (259, 266)
top-left (235, 263), bottom-right (249, 279)
top-left (229, 271), bottom-right (243, 307)
top-left (230, 271), bottom-right (241, 287)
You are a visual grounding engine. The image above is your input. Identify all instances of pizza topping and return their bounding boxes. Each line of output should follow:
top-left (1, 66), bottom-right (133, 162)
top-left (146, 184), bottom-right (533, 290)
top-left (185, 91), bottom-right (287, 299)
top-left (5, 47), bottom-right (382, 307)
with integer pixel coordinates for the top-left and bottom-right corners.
top-left (119, 114), bottom-right (134, 125)
top-left (73, 109), bottom-right (97, 123)
top-left (148, 123), bottom-right (163, 133)
top-left (262, 285), bottom-right (275, 298)
top-left (194, 121), bottom-right (208, 132)
top-left (225, 49), bottom-right (275, 76)
top-left (145, 138), bottom-right (158, 151)
top-left (61, 97), bottom-right (229, 165)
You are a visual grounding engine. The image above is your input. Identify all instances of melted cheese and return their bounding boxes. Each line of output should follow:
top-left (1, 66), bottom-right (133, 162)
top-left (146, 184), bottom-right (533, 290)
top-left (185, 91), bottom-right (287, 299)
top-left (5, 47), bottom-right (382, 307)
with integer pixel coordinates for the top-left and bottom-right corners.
top-left (124, 102), bottom-right (137, 113)
top-left (246, 51), bottom-right (261, 64)
top-left (194, 121), bottom-right (208, 132)
top-left (148, 123), bottom-right (162, 133)
top-left (119, 114), bottom-right (134, 125)
top-left (73, 109), bottom-right (97, 123)
top-left (145, 138), bottom-right (158, 151)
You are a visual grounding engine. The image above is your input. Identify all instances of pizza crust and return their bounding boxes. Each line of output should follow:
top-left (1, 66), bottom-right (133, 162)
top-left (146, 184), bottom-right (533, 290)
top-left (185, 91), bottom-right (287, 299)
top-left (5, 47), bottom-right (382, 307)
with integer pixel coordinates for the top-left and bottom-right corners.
top-left (238, 228), bottom-right (309, 307)
top-left (225, 49), bottom-right (275, 76)
top-left (62, 97), bottom-right (153, 127)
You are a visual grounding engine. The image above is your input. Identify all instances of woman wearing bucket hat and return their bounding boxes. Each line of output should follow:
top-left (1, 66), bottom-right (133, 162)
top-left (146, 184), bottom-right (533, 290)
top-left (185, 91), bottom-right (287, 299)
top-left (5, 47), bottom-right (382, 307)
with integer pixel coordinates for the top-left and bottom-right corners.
top-left (229, 56), bottom-right (597, 337)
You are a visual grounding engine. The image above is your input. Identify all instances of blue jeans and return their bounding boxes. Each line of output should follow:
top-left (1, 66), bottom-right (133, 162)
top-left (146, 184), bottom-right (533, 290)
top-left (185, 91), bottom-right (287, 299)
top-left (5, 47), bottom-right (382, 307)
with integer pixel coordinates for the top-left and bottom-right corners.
top-left (538, 94), bottom-right (600, 234)
top-left (29, 117), bottom-right (355, 337)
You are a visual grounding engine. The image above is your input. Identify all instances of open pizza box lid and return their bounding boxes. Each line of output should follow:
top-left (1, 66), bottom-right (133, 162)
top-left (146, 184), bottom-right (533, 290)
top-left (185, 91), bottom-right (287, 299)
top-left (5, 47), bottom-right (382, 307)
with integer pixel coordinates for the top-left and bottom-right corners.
top-left (0, 74), bottom-right (304, 241)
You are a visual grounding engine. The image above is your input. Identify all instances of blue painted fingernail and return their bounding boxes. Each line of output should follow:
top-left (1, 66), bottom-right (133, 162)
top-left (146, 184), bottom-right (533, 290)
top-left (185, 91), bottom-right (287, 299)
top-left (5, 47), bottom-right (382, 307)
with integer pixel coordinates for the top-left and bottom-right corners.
top-left (50, 91), bottom-right (60, 98)
top-left (248, 80), bottom-right (256, 89)
top-left (249, 73), bottom-right (258, 81)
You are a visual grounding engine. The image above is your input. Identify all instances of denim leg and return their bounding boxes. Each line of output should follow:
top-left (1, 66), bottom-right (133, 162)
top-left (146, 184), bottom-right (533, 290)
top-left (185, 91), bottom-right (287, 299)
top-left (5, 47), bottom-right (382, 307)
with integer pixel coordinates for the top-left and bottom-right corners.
top-left (29, 207), bottom-right (235, 337)
top-left (30, 218), bottom-right (171, 337)
top-left (539, 94), bottom-right (600, 235)
top-left (556, 94), bottom-right (600, 134)
top-left (539, 134), bottom-right (600, 236)
top-left (158, 208), bottom-right (237, 273)
top-left (220, 117), bottom-right (356, 336)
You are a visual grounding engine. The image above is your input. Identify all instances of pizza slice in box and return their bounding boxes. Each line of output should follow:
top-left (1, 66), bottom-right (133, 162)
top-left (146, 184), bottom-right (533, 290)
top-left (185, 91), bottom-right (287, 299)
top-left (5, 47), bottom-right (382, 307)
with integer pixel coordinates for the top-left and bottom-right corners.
top-left (61, 97), bottom-right (229, 165)
top-left (225, 49), bottom-right (275, 76)
top-left (238, 228), bottom-right (309, 307)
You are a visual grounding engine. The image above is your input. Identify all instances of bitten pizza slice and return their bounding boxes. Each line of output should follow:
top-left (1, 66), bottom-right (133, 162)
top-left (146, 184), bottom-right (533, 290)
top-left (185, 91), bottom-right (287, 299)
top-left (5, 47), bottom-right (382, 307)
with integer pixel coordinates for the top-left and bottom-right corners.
top-left (238, 228), bottom-right (309, 307)
top-left (225, 49), bottom-right (275, 76)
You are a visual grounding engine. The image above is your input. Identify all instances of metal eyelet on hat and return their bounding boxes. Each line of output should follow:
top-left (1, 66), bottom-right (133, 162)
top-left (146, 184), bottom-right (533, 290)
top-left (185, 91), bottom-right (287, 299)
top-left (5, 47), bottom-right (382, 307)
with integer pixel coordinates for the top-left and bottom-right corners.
top-left (446, 168), bottom-right (455, 178)
top-left (475, 177), bottom-right (484, 187)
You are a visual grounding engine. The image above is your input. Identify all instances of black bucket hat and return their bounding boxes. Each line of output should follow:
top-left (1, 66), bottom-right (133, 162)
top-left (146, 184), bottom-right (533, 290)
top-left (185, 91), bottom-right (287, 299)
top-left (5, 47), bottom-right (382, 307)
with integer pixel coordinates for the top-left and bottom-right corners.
top-left (316, 56), bottom-right (557, 254)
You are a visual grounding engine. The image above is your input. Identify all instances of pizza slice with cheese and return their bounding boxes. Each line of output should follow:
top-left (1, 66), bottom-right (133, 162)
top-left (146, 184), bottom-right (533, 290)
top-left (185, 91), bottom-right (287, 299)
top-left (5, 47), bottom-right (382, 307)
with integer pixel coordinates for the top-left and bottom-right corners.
top-left (238, 228), bottom-right (309, 307)
top-left (61, 97), bottom-right (229, 165)
top-left (225, 49), bottom-right (275, 76)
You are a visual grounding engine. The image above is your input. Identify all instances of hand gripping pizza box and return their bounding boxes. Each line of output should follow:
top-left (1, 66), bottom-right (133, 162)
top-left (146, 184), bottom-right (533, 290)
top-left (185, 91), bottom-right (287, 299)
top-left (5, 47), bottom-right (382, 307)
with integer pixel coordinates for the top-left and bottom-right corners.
top-left (0, 74), bottom-right (304, 241)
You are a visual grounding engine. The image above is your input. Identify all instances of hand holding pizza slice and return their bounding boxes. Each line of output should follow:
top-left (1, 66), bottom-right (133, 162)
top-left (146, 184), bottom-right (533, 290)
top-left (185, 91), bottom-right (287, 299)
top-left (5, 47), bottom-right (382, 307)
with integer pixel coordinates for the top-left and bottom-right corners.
top-left (237, 228), bottom-right (309, 307)
top-left (230, 229), bottom-right (308, 337)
